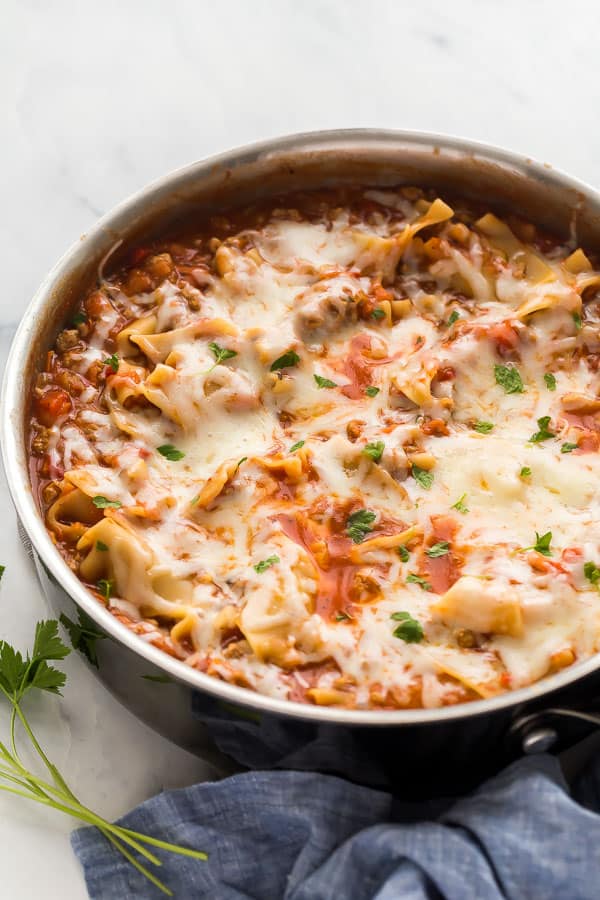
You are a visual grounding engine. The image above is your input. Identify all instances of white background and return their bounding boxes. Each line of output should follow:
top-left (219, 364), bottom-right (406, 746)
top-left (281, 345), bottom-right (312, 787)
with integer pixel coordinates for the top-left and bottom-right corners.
top-left (2, 1), bottom-right (600, 896)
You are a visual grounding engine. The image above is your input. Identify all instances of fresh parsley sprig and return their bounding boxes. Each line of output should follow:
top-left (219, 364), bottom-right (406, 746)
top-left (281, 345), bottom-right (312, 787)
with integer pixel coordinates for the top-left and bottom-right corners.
top-left (0, 620), bottom-right (206, 895)
top-left (363, 441), bottom-right (384, 462)
top-left (425, 541), bottom-right (449, 558)
top-left (411, 465), bottom-right (433, 490)
top-left (346, 509), bottom-right (376, 543)
top-left (390, 611), bottom-right (424, 643)
top-left (521, 531), bottom-right (553, 557)
top-left (494, 364), bottom-right (524, 394)
top-left (208, 341), bottom-right (237, 367)
top-left (529, 416), bottom-right (555, 443)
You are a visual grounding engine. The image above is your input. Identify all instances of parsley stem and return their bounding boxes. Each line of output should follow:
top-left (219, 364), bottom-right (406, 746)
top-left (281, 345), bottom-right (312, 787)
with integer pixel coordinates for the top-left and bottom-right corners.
top-left (116, 827), bottom-right (209, 859)
top-left (9, 705), bottom-right (206, 865)
top-left (101, 831), bottom-right (173, 896)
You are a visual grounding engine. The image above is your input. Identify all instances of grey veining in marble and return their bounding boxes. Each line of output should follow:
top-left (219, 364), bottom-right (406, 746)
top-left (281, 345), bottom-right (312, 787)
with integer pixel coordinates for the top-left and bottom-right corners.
top-left (3, 0), bottom-right (600, 896)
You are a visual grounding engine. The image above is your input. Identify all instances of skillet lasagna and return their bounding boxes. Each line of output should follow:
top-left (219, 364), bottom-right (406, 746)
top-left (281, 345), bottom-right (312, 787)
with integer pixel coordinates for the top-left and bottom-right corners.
top-left (30, 187), bottom-right (600, 709)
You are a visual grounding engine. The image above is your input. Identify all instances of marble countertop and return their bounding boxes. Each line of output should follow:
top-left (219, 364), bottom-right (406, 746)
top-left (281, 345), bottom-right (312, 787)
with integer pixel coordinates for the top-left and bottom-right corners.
top-left (3, 0), bottom-right (600, 896)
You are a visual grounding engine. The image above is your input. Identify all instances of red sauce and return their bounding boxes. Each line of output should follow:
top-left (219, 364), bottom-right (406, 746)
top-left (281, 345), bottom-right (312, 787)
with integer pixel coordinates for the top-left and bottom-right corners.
top-left (276, 512), bottom-right (360, 620)
top-left (422, 515), bottom-right (461, 594)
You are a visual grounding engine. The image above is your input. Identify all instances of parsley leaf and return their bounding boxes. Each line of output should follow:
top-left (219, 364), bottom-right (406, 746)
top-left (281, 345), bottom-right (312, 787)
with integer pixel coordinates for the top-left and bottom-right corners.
top-left (335, 611), bottom-right (352, 622)
top-left (391, 611), bottom-right (424, 643)
top-left (584, 561), bottom-right (600, 587)
top-left (522, 531), bottom-right (553, 557)
top-left (254, 555), bottom-right (280, 574)
top-left (0, 565), bottom-right (4, 582)
top-left (346, 509), bottom-right (376, 543)
top-left (371, 308), bottom-right (386, 320)
top-left (0, 621), bottom-right (207, 891)
top-left (447, 310), bottom-right (460, 326)
top-left (103, 353), bottom-right (119, 373)
top-left (573, 311), bottom-right (582, 330)
top-left (494, 363), bottom-right (524, 394)
top-left (96, 541), bottom-right (108, 552)
top-left (71, 312), bottom-right (87, 326)
top-left (544, 373), bottom-right (557, 391)
top-left (92, 496), bottom-right (122, 509)
top-left (208, 342), bottom-right (237, 366)
top-left (426, 541), bottom-right (450, 558)
top-left (473, 421), bottom-right (494, 434)
top-left (406, 573), bottom-right (432, 591)
top-left (60, 610), bottom-right (106, 669)
top-left (397, 545), bottom-right (410, 562)
top-left (157, 444), bottom-right (185, 461)
top-left (314, 374), bottom-right (337, 389)
top-left (270, 350), bottom-right (300, 371)
top-left (289, 440), bottom-right (305, 453)
top-left (412, 465), bottom-right (433, 489)
top-left (451, 492), bottom-right (469, 513)
top-left (97, 578), bottom-right (114, 602)
top-left (234, 456), bottom-right (247, 473)
top-left (529, 416), bottom-right (555, 443)
top-left (520, 466), bottom-right (532, 478)
top-left (0, 620), bottom-right (71, 701)
top-left (365, 386), bottom-right (380, 397)
top-left (363, 441), bottom-right (384, 462)
top-left (561, 442), bottom-right (578, 454)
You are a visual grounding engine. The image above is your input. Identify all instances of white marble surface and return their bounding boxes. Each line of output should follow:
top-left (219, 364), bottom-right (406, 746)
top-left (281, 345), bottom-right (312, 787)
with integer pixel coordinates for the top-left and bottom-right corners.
top-left (3, 0), bottom-right (600, 896)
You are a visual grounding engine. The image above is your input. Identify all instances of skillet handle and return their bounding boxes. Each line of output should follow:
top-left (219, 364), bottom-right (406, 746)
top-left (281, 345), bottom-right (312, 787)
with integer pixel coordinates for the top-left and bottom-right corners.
top-left (509, 707), bottom-right (600, 755)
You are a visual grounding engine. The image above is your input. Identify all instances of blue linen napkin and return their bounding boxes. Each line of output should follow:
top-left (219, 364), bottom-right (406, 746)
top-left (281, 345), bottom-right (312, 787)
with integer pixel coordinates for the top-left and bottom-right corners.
top-left (72, 753), bottom-right (600, 899)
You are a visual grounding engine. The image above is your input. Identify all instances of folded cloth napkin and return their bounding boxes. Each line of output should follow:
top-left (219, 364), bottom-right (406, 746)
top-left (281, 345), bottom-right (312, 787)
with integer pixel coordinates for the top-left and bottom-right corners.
top-left (72, 753), bottom-right (600, 900)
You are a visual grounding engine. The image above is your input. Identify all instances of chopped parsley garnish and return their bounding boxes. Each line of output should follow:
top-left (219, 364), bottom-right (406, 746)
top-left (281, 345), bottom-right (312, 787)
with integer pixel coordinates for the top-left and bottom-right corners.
top-left (254, 555), bottom-right (280, 574)
top-left (473, 421), bottom-right (494, 434)
top-left (208, 342), bottom-right (237, 366)
top-left (92, 496), bottom-right (122, 509)
top-left (520, 466), bottom-right (532, 478)
top-left (346, 509), bottom-right (376, 543)
top-left (529, 416), bottom-right (555, 443)
top-left (234, 456), bottom-right (247, 472)
top-left (96, 578), bottom-right (114, 602)
top-left (96, 541), bottom-right (109, 552)
top-left (447, 310), bottom-right (460, 326)
top-left (451, 493), bottom-right (469, 514)
top-left (335, 611), bottom-right (352, 622)
top-left (544, 373), bottom-right (557, 391)
top-left (573, 311), bottom-right (582, 330)
top-left (0, 565), bottom-right (5, 582)
top-left (313, 374), bottom-right (337, 389)
top-left (71, 312), bottom-right (86, 326)
top-left (412, 465), bottom-right (433, 490)
top-left (522, 531), bottom-right (553, 557)
top-left (391, 611), bottom-right (424, 643)
top-left (425, 541), bottom-right (450, 558)
top-left (289, 440), bottom-right (305, 453)
top-left (270, 350), bottom-right (300, 371)
top-left (584, 561), bottom-right (600, 586)
top-left (397, 545), bottom-right (410, 562)
top-left (157, 444), bottom-right (185, 461)
top-left (561, 442), bottom-right (578, 454)
top-left (494, 363), bottom-right (524, 394)
top-left (365, 386), bottom-right (380, 397)
top-left (406, 573), bottom-right (432, 591)
top-left (103, 353), bottom-right (119, 373)
top-left (371, 308), bottom-right (386, 320)
top-left (363, 441), bottom-right (384, 462)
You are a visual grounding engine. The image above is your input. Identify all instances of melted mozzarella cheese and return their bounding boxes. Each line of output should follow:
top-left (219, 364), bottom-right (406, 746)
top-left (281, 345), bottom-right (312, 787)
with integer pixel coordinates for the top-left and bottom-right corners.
top-left (37, 188), bottom-right (600, 710)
